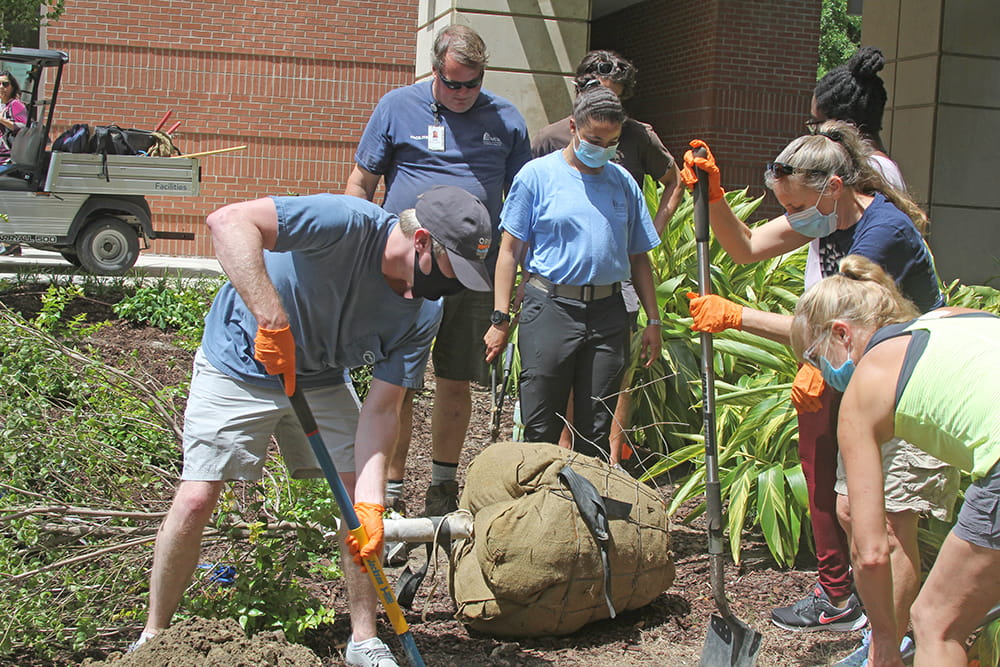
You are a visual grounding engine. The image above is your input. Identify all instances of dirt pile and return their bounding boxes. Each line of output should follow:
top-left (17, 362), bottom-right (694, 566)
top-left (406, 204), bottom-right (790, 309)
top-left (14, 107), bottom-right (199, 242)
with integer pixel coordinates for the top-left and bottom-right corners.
top-left (83, 617), bottom-right (323, 667)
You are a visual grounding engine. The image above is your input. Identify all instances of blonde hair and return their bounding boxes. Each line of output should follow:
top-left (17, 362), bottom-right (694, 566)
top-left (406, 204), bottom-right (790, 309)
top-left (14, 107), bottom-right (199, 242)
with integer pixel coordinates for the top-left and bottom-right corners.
top-left (790, 255), bottom-right (920, 360)
top-left (765, 120), bottom-right (929, 235)
top-left (399, 208), bottom-right (446, 257)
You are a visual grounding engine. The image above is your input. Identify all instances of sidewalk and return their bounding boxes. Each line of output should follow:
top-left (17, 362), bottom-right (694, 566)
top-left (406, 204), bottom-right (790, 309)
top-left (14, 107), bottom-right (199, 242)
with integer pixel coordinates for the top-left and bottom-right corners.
top-left (0, 247), bottom-right (223, 279)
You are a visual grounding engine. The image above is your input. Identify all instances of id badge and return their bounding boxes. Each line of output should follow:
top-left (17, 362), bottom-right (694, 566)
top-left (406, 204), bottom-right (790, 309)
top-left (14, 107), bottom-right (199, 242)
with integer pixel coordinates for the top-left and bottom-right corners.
top-left (428, 125), bottom-right (445, 151)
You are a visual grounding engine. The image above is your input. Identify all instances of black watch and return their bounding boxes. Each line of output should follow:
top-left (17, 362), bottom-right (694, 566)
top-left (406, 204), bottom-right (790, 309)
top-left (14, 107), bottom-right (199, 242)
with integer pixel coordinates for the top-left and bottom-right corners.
top-left (490, 310), bottom-right (511, 325)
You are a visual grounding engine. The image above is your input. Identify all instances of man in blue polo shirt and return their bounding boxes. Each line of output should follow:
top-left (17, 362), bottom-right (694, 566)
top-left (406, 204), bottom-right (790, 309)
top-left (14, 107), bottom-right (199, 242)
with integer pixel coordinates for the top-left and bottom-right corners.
top-left (345, 24), bottom-right (531, 519)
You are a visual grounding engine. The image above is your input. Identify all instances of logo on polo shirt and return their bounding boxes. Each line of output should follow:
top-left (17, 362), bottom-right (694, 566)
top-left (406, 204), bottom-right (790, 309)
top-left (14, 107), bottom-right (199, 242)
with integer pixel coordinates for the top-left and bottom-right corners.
top-left (482, 131), bottom-right (503, 147)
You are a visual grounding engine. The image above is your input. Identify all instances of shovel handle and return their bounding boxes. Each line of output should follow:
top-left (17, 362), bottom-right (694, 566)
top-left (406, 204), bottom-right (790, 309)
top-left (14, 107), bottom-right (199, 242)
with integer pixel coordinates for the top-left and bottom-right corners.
top-left (692, 145), bottom-right (711, 246)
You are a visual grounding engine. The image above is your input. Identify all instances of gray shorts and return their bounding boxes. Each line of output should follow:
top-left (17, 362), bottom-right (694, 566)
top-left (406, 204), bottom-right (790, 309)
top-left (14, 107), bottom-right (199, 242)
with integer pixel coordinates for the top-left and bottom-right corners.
top-left (181, 349), bottom-right (360, 481)
top-left (432, 288), bottom-right (492, 385)
top-left (953, 461), bottom-right (1000, 550)
top-left (836, 437), bottom-right (960, 521)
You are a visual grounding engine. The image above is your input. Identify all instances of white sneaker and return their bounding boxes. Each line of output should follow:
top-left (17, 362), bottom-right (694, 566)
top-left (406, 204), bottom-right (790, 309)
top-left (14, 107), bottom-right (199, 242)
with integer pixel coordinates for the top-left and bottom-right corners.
top-left (127, 630), bottom-right (156, 653)
top-left (344, 637), bottom-right (399, 667)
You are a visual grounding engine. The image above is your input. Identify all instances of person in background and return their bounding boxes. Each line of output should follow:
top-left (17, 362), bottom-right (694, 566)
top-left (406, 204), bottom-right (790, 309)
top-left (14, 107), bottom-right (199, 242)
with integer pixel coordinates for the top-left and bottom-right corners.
top-left (345, 24), bottom-right (531, 519)
top-left (790, 255), bottom-right (1000, 667)
top-left (0, 70), bottom-right (27, 256)
top-left (681, 121), bottom-right (957, 645)
top-left (485, 86), bottom-right (661, 457)
top-left (130, 186), bottom-right (494, 667)
top-left (531, 49), bottom-right (682, 467)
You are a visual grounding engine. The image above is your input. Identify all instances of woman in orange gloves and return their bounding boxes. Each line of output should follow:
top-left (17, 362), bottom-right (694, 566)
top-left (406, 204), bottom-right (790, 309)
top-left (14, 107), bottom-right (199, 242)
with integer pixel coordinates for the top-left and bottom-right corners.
top-left (681, 121), bottom-right (956, 641)
top-left (790, 255), bottom-right (1000, 667)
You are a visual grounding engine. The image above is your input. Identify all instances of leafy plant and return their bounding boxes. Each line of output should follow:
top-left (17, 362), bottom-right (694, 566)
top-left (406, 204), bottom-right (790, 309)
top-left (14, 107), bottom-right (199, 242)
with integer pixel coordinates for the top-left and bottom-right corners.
top-left (113, 275), bottom-right (224, 347)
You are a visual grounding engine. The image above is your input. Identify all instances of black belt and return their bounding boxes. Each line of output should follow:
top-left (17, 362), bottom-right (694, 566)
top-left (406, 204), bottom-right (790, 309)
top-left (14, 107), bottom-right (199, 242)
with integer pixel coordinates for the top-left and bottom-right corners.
top-left (528, 275), bottom-right (621, 302)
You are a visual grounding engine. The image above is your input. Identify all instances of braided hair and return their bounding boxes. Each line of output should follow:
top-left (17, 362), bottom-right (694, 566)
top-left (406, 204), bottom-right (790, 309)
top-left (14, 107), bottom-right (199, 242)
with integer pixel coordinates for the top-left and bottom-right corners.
top-left (572, 85), bottom-right (625, 128)
top-left (814, 46), bottom-right (888, 147)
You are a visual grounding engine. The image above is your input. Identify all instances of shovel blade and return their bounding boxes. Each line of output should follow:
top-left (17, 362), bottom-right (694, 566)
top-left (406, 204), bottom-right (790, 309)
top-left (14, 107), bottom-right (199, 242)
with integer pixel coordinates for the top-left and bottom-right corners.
top-left (699, 613), bottom-right (762, 667)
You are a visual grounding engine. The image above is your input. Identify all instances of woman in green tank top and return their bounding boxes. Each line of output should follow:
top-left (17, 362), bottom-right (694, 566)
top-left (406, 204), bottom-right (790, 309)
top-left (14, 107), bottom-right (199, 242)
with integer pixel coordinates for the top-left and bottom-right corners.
top-left (790, 254), bottom-right (1000, 667)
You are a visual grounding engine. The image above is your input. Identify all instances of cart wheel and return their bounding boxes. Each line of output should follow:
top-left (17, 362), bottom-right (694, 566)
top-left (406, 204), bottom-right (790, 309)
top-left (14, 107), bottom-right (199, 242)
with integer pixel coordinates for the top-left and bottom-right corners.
top-left (76, 216), bottom-right (140, 275)
top-left (60, 250), bottom-right (82, 267)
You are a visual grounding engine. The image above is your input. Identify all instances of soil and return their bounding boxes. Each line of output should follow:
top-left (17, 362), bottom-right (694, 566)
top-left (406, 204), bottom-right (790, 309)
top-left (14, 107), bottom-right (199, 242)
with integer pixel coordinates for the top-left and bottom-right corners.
top-left (1, 284), bottom-right (863, 667)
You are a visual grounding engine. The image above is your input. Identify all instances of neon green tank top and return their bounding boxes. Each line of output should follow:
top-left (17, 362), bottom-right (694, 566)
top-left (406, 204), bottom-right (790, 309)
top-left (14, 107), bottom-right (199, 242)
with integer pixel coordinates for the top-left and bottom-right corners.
top-left (870, 312), bottom-right (1000, 479)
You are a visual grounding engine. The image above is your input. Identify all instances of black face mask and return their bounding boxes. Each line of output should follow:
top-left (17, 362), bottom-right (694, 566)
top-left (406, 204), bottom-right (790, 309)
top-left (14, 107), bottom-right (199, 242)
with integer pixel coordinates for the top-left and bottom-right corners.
top-left (412, 250), bottom-right (464, 300)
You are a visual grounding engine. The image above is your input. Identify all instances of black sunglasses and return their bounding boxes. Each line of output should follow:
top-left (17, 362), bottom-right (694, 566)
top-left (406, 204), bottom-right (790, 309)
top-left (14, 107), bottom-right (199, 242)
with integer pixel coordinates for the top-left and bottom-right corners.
top-left (0, 81), bottom-right (10, 87)
top-left (594, 61), bottom-right (625, 76)
top-left (437, 71), bottom-right (483, 90)
top-left (765, 161), bottom-right (828, 179)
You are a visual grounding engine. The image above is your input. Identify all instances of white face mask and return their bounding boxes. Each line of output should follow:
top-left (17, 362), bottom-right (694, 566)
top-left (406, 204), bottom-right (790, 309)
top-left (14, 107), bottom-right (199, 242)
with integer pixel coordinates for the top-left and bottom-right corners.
top-left (786, 180), bottom-right (838, 238)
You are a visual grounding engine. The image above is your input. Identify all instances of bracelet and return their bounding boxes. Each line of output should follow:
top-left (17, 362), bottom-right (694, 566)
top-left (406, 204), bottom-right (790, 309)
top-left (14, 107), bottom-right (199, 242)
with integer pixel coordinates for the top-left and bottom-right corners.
top-left (646, 318), bottom-right (662, 326)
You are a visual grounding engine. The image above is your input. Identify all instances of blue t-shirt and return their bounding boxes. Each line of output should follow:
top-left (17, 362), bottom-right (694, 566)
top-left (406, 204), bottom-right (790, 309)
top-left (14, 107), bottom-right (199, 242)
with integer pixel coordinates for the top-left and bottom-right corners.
top-left (353, 80), bottom-right (531, 236)
top-left (201, 195), bottom-right (442, 390)
top-left (820, 193), bottom-right (943, 312)
top-left (499, 150), bottom-right (660, 285)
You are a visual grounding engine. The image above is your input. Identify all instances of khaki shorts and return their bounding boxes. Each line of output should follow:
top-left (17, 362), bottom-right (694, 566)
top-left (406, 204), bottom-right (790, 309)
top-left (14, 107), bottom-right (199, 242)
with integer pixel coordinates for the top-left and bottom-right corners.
top-left (181, 349), bottom-right (360, 481)
top-left (836, 437), bottom-right (960, 521)
top-left (432, 289), bottom-right (493, 385)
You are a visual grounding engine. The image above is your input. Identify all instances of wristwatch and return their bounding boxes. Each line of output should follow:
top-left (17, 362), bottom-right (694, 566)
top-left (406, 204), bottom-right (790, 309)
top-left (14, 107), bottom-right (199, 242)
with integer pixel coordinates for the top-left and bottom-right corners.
top-left (490, 310), bottom-right (511, 325)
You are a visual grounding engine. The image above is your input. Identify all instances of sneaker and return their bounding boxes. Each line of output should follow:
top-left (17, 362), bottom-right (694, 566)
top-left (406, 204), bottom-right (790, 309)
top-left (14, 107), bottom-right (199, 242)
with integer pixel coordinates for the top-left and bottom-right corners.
top-left (771, 583), bottom-right (868, 632)
top-left (422, 480), bottom-right (459, 517)
top-left (344, 636), bottom-right (399, 667)
top-left (127, 631), bottom-right (156, 653)
top-left (832, 628), bottom-right (914, 666)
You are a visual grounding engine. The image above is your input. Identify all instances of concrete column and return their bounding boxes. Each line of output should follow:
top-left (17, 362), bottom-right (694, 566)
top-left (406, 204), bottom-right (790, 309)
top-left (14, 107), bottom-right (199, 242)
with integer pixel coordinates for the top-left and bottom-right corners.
top-left (864, 0), bottom-right (1000, 285)
top-left (415, 1), bottom-right (591, 135)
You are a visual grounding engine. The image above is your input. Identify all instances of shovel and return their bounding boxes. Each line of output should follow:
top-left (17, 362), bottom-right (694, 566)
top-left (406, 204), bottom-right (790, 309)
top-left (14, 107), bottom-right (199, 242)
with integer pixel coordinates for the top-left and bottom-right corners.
top-left (691, 147), bottom-right (763, 667)
top-left (283, 380), bottom-right (426, 667)
top-left (490, 342), bottom-right (515, 442)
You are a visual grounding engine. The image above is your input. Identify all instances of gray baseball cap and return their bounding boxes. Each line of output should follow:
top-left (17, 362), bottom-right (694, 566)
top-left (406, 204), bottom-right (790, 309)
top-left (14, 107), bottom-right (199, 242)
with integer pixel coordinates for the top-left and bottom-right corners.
top-left (414, 185), bottom-right (493, 291)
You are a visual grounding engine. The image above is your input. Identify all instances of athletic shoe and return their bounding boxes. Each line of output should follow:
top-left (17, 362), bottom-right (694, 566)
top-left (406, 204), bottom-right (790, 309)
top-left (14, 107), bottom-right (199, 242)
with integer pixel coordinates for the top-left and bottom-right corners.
top-left (771, 582), bottom-right (868, 632)
top-left (126, 631), bottom-right (156, 653)
top-left (422, 480), bottom-right (459, 517)
top-left (344, 636), bottom-right (399, 667)
top-left (832, 627), bottom-right (915, 666)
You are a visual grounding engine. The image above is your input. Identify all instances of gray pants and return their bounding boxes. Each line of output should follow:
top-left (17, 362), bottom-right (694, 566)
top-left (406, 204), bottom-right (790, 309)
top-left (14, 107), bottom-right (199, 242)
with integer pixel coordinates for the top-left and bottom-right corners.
top-left (517, 282), bottom-right (628, 459)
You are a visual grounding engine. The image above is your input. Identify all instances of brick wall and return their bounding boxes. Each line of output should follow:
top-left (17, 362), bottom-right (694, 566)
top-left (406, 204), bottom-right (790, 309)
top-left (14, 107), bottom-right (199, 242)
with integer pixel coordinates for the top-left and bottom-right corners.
top-left (46, 1), bottom-right (419, 256)
top-left (592, 0), bottom-right (821, 221)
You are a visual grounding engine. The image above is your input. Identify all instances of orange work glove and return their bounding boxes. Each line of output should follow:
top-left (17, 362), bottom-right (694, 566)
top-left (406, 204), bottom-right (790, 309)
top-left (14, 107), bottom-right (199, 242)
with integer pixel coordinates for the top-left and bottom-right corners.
top-left (686, 292), bottom-right (743, 332)
top-left (791, 364), bottom-right (825, 413)
top-left (680, 139), bottom-right (725, 203)
top-left (346, 502), bottom-right (385, 573)
top-left (253, 325), bottom-right (296, 396)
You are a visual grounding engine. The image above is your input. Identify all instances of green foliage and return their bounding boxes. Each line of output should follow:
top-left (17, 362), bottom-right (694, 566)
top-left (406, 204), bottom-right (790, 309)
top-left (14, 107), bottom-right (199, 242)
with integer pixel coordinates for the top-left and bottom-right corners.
top-left (1, 0), bottom-right (65, 48)
top-left (184, 477), bottom-right (340, 641)
top-left (0, 276), bottom-right (344, 661)
top-left (630, 184), bottom-right (809, 566)
top-left (818, 0), bottom-right (862, 79)
top-left (113, 275), bottom-right (224, 347)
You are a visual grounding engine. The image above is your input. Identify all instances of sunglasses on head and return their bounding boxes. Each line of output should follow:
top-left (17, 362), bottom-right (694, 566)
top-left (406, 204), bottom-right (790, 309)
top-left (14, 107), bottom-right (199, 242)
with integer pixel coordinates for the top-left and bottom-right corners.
top-left (0, 81), bottom-right (10, 87)
top-left (437, 71), bottom-right (483, 90)
top-left (765, 161), bottom-right (828, 179)
top-left (593, 61), bottom-right (625, 76)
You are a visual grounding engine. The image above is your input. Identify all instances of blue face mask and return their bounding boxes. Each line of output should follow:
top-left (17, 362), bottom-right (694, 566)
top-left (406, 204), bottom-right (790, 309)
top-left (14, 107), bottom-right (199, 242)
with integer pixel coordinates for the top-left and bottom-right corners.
top-left (819, 356), bottom-right (855, 393)
top-left (574, 136), bottom-right (617, 168)
top-left (787, 182), bottom-right (838, 238)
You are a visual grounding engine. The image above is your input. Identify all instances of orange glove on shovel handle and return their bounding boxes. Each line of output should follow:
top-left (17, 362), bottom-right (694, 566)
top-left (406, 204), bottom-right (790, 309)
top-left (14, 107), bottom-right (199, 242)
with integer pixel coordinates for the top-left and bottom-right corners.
top-left (686, 292), bottom-right (743, 332)
top-left (680, 139), bottom-right (725, 203)
top-left (254, 325), bottom-right (296, 396)
top-left (346, 502), bottom-right (385, 573)
top-left (791, 364), bottom-right (825, 413)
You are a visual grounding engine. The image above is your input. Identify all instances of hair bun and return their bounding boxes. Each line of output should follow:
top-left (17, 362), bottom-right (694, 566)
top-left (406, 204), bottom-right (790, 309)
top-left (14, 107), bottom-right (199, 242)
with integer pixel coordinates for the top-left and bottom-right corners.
top-left (850, 46), bottom-right (885, 81)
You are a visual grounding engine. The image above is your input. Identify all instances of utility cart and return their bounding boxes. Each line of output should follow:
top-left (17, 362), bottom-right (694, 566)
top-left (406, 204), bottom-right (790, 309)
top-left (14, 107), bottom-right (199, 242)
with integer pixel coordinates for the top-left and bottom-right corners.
top-left (0, 47), bottom-right (198, 275)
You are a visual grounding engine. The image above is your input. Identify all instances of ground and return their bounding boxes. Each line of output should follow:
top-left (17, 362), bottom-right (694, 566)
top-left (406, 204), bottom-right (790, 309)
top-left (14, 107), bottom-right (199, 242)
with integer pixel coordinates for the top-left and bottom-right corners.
top-left (1, 284), bottom-right (866, 666)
